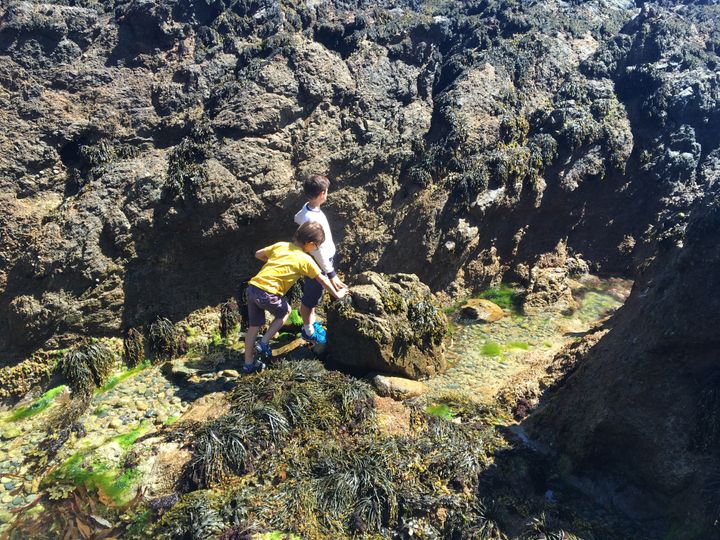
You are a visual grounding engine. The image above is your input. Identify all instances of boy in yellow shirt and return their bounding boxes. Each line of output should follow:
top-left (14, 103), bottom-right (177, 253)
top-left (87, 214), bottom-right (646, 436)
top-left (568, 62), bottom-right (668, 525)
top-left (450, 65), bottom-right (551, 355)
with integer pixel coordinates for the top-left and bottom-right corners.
top-left (242, 221), bottom-right (348, 374)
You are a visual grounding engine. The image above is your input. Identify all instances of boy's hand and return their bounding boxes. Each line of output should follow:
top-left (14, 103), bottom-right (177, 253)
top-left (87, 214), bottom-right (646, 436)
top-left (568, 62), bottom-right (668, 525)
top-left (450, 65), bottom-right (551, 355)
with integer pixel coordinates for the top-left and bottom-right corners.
top-left (334, 287), bottom-right (349, 299)
top-left (330, 276), bottom-right (347, 290)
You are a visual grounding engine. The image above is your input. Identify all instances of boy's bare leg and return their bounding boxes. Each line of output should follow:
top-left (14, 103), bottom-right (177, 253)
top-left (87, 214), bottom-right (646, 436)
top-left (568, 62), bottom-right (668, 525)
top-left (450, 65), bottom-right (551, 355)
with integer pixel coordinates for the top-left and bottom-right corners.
top-left (244, 326), bottom-right (261, 364)
top-left (261, 312), bottom-right (290, 345)
top-left (299, 303), bottom-right (316, 327)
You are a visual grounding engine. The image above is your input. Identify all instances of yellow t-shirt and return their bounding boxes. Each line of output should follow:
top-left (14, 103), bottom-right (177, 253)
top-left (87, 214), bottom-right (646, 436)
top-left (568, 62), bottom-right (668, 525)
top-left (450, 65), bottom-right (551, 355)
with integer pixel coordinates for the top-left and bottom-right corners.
top-left (249, 242), bottom-right (321, 296)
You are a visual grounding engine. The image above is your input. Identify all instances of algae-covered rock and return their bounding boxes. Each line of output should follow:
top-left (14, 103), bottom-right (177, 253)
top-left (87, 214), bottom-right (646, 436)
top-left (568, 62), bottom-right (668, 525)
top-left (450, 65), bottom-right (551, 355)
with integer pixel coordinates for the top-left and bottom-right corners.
top-left (459, 298), bottom-right (505, 322)
top-left (327, 272), bottom-right (447, 379)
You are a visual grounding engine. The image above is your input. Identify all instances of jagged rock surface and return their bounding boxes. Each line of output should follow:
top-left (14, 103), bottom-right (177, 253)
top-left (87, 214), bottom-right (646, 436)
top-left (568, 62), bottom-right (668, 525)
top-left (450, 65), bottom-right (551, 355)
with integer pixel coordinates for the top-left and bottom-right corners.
top-left (1, 0), bottom-right (717, 357)
top-left (327, 272), bottom-right (447, 379)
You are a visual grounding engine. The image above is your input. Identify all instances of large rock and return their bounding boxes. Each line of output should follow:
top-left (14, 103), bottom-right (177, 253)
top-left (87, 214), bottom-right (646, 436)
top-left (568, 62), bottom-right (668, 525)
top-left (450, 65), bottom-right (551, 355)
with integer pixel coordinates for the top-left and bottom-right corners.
top-left (526, 185), bottom-right (720, 533)
top-left (327, 272), bottom-right (447, 379)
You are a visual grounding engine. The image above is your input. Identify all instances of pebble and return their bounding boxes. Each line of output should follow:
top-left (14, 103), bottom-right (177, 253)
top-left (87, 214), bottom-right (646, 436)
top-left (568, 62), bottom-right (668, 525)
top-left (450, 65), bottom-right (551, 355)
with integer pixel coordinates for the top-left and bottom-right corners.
top-left (109, 418), bottom-right (123, 429)
top-left (1, 495), bottom-right (11, 504)
top-left (3, 483), bottom-right (12, 491)
top-left (135, 401), bottom-right (148, 411)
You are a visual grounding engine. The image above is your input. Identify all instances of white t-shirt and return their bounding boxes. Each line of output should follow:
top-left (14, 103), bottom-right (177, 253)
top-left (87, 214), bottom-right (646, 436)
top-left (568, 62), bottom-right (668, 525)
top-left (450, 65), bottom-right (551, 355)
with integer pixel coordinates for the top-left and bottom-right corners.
top-left (294, 203), bottom-right (336, 276)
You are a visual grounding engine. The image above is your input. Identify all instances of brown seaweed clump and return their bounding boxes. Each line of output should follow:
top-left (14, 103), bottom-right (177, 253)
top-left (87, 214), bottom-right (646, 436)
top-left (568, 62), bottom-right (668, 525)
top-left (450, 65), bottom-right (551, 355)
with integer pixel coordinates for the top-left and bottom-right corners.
top-left (123, 327), bottom-right (145, 367)
top-left (148, 360), bottom-right (508, 540)
top-left (148, 317), bottom-right (186, 363)
top-left (58, 341), bottom-right (115, 397)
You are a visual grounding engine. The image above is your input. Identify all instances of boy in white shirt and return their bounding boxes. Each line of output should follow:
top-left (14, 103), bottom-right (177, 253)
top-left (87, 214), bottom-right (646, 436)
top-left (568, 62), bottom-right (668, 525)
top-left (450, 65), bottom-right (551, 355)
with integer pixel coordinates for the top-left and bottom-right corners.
top-left (294, 175), bottom-right (347, 345)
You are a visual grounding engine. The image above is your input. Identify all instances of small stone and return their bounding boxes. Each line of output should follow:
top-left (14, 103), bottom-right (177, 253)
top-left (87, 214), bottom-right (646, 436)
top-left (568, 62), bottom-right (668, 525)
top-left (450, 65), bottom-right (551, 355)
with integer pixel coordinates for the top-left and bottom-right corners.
top-left (171, 396), bottom-right (181, 404)
top-left (12, 496), bottom-right (24, 506)
top-left (222, 370), bottom-right (240, 379)
top-left (3, 483), bottom-right (13, 490)
top-left (135, 401), bottom-right (148, 411)
top-left (373, 375), bottom-right (428, 400)
top-left (109, 418), bottom-right (123, 429)
top-left (459, 299), bottom-right (505, 323)
top-left (0, 511), bottom-right (13, 523)
top-left (144, 389), bottom-right (155, 398)
top-left (1, 494), bottom-right (12, 504)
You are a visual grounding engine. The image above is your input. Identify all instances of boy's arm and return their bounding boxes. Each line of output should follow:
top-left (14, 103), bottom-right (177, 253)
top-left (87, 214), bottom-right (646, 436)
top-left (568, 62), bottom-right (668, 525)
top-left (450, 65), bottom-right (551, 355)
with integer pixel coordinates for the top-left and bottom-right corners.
top-left (315, 274), bottom-right (348, 299)
top-left (255, 247), bottom-right (271, 261)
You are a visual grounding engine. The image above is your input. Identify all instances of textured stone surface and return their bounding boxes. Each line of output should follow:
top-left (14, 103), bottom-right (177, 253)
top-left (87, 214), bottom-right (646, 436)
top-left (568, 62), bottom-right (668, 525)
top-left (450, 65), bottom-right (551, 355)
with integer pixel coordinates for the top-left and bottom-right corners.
top-left (327, 272), bottom-right (447, 379)
top-left (373, 374), bottom-right (428, 400)
top-left (527, 184), bottom-right (720, 530)
top-left (459, 299), bottom-right (505, 323)
top-left (0, 1), bottom-right (717, 358)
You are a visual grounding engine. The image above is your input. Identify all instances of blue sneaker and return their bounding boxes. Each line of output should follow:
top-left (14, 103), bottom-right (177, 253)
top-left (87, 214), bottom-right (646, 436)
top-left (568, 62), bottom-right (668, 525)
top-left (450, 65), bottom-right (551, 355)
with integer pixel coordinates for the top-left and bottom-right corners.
top-left (313, 322), bottom-right (327, 338)
top-left (254, 340), bottom-right (272, 359)
top-left (242, 359), bottom-right (266, 374)
top-left (301, 327), bottom-right (327, 345)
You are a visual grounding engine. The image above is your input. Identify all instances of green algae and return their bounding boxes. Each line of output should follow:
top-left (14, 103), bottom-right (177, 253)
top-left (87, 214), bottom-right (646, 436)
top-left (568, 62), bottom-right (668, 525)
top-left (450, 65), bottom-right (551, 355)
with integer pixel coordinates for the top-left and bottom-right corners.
top-left (8, 385), bottom-right (66, 422)
top-left (113, 422), bottom-right (150, 449)
top-left (43, 423), bottom-right (149, 506)
top-left (478, 284), bottom-right (521, 312)
top-left (482, 342), bottom-right (503, 356)
top-left (97, 360), bottom-right (150, 394)
top-left (425, 403), bottom-right (455, 420)
top-left (287, 308), bottom-right (303, 327)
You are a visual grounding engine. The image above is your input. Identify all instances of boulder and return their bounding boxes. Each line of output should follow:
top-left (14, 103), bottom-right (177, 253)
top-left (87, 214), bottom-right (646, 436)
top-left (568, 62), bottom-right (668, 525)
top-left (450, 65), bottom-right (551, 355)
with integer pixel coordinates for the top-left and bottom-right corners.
top-left (459, 298), bottom-right (504, 322)
top-left (327, 272), bottom-right (447, 379)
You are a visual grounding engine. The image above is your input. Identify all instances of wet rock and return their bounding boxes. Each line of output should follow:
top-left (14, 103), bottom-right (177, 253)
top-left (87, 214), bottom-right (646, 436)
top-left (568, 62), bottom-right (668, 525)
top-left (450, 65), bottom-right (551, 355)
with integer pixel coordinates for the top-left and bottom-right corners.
top-left (327, 272), bottom-right (447, 379)
top-left (459, 299), bottom-right (505, 322)
top-left (373, 375), bottom-right (428, 400)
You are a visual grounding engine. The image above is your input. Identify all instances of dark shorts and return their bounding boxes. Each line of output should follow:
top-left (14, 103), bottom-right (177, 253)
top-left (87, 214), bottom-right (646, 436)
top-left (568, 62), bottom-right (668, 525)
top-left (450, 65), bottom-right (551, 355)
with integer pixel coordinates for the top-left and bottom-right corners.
top-left (247, 284), bottom-right (290, 327)
top-left (301, 276), bottom-right (323, 308)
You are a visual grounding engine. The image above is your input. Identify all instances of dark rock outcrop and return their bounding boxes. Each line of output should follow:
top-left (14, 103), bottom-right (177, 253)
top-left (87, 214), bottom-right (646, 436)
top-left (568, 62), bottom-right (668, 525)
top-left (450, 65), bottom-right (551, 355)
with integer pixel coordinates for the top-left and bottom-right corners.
top-left (526, 183), bottom-right (720, 535)
top-left (327, 272), bottom-right (447, 379)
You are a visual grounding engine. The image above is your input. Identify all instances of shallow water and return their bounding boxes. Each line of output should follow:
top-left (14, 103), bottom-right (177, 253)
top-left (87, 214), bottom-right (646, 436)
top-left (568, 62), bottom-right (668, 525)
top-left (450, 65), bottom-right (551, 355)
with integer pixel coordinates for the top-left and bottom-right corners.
top-left (427, 276), bottom-right (631, 404)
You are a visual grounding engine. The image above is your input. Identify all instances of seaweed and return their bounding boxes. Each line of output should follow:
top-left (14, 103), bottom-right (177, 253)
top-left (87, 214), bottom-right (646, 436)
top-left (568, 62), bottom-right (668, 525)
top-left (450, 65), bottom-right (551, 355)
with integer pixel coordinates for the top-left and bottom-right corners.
top-left (58, 341), bottom-right (115, 397)
top-left (148, 317), bottom-right (185, 362)
top-left (220, 299), bottom-right (240, 339)
top-left (123, 327), bottom-right (145, 367)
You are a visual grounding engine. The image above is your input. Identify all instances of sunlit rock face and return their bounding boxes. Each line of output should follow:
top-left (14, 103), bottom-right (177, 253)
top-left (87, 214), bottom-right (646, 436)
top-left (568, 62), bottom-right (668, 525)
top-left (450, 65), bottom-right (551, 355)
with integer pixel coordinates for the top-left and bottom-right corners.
top-left (0, 0), bottom-right (717, 358)
top-left (327, 272), bottom-right (447, 379)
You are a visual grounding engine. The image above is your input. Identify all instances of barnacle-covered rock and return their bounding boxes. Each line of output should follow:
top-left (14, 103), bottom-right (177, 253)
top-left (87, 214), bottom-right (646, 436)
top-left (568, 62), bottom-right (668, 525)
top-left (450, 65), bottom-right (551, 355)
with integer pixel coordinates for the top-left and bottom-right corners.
top-left (327, 272), bottom-right (447, 379)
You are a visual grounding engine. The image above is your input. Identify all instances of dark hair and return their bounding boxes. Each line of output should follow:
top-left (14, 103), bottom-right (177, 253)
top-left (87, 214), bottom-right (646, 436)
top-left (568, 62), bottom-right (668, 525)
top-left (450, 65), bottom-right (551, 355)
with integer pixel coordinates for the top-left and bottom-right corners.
top-left (294, 221), bottom-right (325, 246)
top-left (303, 174), bottom-right (330, 199)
